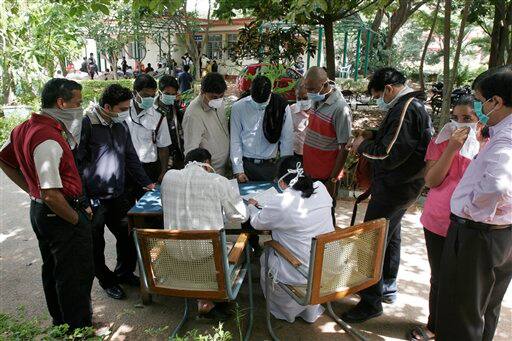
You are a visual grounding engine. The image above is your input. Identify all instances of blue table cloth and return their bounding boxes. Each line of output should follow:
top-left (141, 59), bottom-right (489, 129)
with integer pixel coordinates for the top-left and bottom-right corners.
top-left (128, 181), bottom-right (274, 215)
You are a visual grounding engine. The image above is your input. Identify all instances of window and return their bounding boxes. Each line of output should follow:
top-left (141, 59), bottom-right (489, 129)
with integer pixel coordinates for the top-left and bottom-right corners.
top-left (126, 41), bottom-right (146, 60)
top-left (227, 33), bottom-right (238, 60)
top-left (206, 34), bottom-right (223, 60)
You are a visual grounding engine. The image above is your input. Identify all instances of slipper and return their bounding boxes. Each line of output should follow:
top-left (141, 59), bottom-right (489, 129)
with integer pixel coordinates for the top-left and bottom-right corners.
top-left (408, 326), bottom-right (434, 341)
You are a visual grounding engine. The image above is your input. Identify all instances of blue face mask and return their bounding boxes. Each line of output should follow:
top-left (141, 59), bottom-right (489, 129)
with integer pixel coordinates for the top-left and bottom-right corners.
top-left (376, 97), bottom-right (390, 111)
top-left (307, 82), bottom-right (330, 102)
top-left (473, 99), bottom-right (492, 125)
top-left (136, 92), bottom-right (155, 110)
top-left (160, 93), bottom-right (176, 106)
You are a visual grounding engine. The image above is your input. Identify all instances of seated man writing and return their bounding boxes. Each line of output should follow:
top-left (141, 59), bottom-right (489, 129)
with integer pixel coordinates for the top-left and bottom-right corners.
top-left (160, 147), bottom-right (248, 319)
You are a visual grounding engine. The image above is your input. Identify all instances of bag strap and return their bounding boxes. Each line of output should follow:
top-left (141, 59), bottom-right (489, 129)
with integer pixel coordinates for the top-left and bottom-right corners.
top-left (384, 96), bottom-right (415, 155)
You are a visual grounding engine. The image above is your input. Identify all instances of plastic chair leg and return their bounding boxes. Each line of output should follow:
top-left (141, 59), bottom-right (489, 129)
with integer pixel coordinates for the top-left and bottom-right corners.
top-left (170, 298), bottom-right (189, 338)
top-left (326, 302), bottom-right (367, 341)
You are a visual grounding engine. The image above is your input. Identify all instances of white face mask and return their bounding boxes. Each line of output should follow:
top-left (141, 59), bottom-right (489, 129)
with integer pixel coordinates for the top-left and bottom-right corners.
top-left (277, 162), bottom-right (304, 192)
top-left (251, 96), bottom-right (270, 111)
top-left (208, 98), bottom-right (223, 109)
top-left (185, 161), bottom-right (216, 173)
top-left (112, 110), bottom-right (129, 123)
top-left (41, 107), bottom-right (83, 148)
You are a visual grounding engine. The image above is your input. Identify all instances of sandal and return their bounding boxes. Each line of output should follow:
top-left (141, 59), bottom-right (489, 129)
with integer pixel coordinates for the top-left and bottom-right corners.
top-left (408, 326), bottom-right (435, 341)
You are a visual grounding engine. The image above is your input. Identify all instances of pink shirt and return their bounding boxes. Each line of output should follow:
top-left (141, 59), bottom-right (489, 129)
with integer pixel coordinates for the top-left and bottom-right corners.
top-left (290, 104), bottom-right (311, 155)
top-left (420, 139), bottom-right (473, 236)
top-left (451, 114), bottom-right (512, 225)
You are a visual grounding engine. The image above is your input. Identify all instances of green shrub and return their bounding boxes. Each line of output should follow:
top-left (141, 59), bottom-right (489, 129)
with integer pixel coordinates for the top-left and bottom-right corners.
top-left (0, 114), bottom-right (29, 145)
top-left (79, 79), bottom-right (134, 107)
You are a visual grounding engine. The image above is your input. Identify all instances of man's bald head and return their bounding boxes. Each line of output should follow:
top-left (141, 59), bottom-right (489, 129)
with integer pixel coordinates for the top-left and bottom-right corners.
top-left (305, 66), bottom-right (328, 82)
top-left (304, 66), bottom-right (330, 96)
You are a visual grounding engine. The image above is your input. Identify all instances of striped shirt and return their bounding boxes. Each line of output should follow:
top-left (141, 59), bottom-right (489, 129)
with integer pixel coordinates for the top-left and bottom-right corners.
top-left (303, 89), bottom-right (352, 179)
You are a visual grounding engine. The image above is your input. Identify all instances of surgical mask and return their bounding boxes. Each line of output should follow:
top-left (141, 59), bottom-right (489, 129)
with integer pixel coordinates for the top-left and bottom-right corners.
top-left (112, 110), bottom-right (129, 123)
top-left (277, 162), bottom-right (304, 192)
top-left (298, 99), bottom-right (312, 110)
top-left (376, 97), bottom-right (389, 111)
top-left (185, 161), bottom-right (216, 173)
top-left (435, 120), bottom-right (480, 159)
top-left (41, 107), bottom-right (83, 148)
top-left (135, 92), bottom-right (155, 110)
top-left (208, 98), bottom-right (223, 109)
top-left (377, 85), bottom-right (413, 111)
top-left (160, 93), bottom-right (176, 106)
top-left (251, 96), bottom-right (269, 111)
top-left (307, 82), bottom-right (330, 102)
top-left (473, 98), bottom-right (494, 125)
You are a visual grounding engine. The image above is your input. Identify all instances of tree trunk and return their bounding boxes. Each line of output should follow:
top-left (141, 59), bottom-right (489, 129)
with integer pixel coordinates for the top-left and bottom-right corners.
top-left (439, 0), bottom-right (452, 128)
top-left (419, 0), bottom-right (441, 91)
top-left (58, 57), bottom-right (67, 77)
top-left (489, 2), bottom-right (507, 67)
top-left (449, 0), bottom-right (472, 88)
top-left (324, 19), bottom-right (336, 80)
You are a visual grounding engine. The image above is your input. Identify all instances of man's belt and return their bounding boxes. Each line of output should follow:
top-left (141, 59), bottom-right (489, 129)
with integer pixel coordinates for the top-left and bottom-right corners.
top-left (243, 157), bottom-right (278, 165)
top-left (30, 195), bottom-right (88, 210)
top-left (450, 214), bottom-right (512, 231)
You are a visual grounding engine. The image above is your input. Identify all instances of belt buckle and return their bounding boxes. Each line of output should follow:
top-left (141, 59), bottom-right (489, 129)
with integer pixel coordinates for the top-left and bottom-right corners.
top-left (254, 159), bottom-right (262, 164)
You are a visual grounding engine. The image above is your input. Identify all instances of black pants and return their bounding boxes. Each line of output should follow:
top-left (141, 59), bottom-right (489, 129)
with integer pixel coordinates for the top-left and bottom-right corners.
top-left (91, 195), bottom-right (137, 288)
top-left (436, 220), bottom-right (512, 341)
top-left (30, 201), bottom-right (94, 329)
top-left (423, 228), bottom-right (445, 332)
top-left (126, 161), bottom-right (161, 203)
top-left (242, 158), bottom-right (278, 182)
top-left (358, 198), bottom-right (408, 312)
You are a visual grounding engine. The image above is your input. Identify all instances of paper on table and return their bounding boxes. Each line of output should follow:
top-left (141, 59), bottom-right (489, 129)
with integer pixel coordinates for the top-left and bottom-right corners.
top-left (242, 187), bottom-right (278, 206)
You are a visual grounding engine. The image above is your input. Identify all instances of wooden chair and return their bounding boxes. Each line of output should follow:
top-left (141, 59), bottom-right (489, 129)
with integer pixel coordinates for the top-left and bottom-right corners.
top-left (133, 229), bottom-right (254, 340)
top-left (263, 218), bottom-right (388, 341)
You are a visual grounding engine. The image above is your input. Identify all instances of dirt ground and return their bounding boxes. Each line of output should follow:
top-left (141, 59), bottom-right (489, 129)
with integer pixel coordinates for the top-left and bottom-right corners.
top-left (1, 171), bottom-right (511, 340)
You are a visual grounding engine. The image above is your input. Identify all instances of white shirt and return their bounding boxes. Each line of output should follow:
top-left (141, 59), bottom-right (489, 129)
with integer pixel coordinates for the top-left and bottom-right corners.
top-left (161, 163), bottom-right (248, 231)
top-left (126, 101), bottom-right (172, 163)
top-left (451, 114), bottom-right (512, 225)
top-left (249, 181), bottom-right (334, 284)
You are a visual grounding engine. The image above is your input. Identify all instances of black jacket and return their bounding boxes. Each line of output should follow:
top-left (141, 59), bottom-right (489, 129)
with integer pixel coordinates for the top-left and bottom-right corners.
top-left (358, 91), bottom-right (433, 207)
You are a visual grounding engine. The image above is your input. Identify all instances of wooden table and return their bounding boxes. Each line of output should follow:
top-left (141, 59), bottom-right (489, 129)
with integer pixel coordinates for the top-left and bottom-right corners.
top-left (128, 181), bottom-right (275, 230)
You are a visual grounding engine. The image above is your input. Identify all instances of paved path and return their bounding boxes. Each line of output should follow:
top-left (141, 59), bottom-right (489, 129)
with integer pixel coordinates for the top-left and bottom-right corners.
top-left (1, 171), bottom-right (510, 340)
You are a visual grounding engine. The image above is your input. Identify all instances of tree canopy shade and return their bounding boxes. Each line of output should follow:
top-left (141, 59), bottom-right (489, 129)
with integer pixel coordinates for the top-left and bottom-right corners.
top-left (215, 0), bottom-right (380, 79)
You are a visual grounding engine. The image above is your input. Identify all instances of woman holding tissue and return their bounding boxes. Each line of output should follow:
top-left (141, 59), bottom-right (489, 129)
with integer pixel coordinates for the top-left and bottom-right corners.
top-left (247, 156), bottom-right (334, 323)
top-left (409, 95), bottom-right (488, 341)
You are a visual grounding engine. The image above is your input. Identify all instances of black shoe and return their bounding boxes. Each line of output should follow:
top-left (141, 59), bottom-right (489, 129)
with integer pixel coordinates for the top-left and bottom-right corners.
top-left (117, 274), bottom-right (140, 287)
top-left (340, 303), bottom-right (383, 323)
top-left (104, 284), bottom-right (126, 300)
top-left (382, 295), bottom-right (397, 304)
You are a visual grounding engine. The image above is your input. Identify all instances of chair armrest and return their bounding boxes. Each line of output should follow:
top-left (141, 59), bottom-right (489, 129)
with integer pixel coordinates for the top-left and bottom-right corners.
top-left (228, 233), bottom-right (249, 264)
top-left (264, 240), bottom-right (302, 268)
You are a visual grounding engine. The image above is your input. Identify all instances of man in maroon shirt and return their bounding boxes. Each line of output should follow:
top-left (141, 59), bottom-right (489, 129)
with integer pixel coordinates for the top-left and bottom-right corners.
top-left (0, 79), bottom-right (94, 330)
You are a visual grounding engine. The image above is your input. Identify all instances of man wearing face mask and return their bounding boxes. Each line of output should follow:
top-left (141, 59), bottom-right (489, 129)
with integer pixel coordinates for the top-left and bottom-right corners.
top-left (160, 147), bottom-right (248, 319)
top-left (183, 72), bottom-right (230, 175)
top-left (0, 79), bottom-right (94, 330)
top-left (290, 79), bottom-right (313, 159)
top-left (230, 75), bottom-right (293, 182)
top-left (302, 66), bottom-right (352, 221)
top-left (75, 84), bottom-right (155, 299)
top-left (342, 67), bottom-right (433, 323)
top-left (156, 75), bottom-right (185, 169)
top-left (435, 66), bottom-right (512, 341)
top-left (126, 74), bottom-right (172, 191)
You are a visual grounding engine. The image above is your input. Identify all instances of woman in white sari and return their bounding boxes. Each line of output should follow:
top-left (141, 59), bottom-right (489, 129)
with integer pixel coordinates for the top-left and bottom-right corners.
top-left (247, 156), bottom-right (334, 323)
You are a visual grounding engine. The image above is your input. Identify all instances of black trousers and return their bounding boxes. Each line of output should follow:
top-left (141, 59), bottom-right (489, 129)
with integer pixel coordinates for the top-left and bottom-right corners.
top-left (242, 158), bottom-right (278, 182)
top-left (358, 198), bottom-right (408, 312)
top-left (435, 220), bottom-right (512, 341)
top-left (126, 161), bottom-right (161, 203)
top-left (423, 228), bottom-right (445, 332)
top-left (91, 195), bottom-right (137, 288)
top-left (30, 201), bottom-right (94, 329)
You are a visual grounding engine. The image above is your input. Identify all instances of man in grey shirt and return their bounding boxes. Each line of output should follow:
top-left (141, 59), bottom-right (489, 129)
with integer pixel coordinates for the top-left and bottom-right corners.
top-left (182, 73), bottom-right (230, 175)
